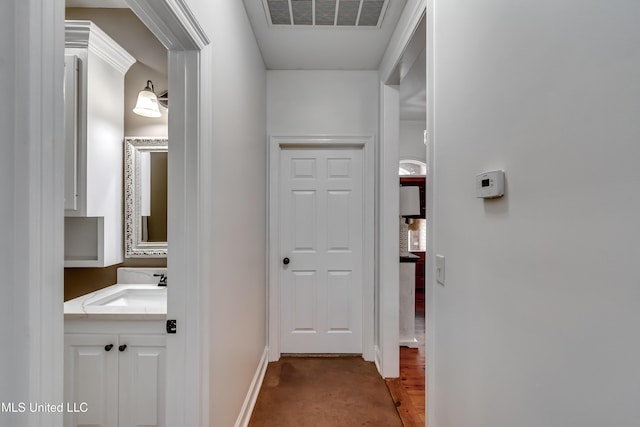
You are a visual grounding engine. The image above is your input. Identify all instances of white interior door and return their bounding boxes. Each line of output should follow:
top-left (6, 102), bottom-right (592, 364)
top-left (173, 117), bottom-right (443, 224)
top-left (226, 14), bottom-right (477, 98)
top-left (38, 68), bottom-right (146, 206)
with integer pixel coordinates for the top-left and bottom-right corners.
top-left (280, 146), bottom-right (364, 354)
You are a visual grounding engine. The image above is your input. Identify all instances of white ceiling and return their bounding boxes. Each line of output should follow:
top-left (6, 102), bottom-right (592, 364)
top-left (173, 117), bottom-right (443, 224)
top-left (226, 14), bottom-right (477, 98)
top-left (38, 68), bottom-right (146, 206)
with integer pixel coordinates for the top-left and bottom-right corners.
top-left (65, 0), bottom-right (424, 117)
top-left (66, 0), bottom-right (127, 7)
top-left (66, 0), bottom-right (411, 72)
top-left (242, 0), bottom-right (407, 70)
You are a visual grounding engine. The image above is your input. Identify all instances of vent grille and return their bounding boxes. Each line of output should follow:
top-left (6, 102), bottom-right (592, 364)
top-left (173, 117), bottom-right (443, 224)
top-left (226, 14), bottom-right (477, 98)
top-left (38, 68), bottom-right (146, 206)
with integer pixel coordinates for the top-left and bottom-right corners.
top-left (264, 0), bottom-right (389, 27)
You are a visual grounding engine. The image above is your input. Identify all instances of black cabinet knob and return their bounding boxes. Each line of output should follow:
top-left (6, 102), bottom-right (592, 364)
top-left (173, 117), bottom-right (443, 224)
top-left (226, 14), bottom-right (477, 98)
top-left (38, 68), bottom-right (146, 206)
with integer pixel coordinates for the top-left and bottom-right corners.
top-left (119, 344), bottom-right (127, 352)
top-left (104, 344), bottom-right (113, 352)
top-left (283, 257), bottom-right (290, 265)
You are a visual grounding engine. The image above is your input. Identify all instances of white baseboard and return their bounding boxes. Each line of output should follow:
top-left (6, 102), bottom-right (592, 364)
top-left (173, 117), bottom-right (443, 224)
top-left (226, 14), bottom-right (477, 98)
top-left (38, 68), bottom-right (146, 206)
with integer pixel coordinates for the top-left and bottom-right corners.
top-left (234, 347), bottom-right (269, 427)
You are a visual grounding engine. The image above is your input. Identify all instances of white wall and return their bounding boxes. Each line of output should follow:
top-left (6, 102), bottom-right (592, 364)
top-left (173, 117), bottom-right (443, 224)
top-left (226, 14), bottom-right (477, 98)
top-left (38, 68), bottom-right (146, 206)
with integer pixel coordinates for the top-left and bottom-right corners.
top-left (432, 0), bottom-right (640, 426)
top-left (399, 120), bottom-right (426, 162)
top-left (184, 1), bottom-right (267, 425)
top-left (0, 2), bottom-right (24, 423)
top-left (267, 70), bottom-right (379, 135)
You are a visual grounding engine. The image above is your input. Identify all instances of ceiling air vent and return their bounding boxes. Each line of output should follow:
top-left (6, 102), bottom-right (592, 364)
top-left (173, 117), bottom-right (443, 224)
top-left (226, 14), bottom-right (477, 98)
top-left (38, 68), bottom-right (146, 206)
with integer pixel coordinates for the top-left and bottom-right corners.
top-left (264, 0), bottom-right (389, 27)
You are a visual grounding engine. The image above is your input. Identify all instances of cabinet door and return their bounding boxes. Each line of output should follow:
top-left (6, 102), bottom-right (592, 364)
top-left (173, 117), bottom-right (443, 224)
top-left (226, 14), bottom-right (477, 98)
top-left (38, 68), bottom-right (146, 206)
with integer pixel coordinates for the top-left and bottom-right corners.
top-left (118, 334), bottom-right (166, 427)
top-left (64, 334), bottom-right (119, 427)
top-left (64, 54), bottom-right (80, 212)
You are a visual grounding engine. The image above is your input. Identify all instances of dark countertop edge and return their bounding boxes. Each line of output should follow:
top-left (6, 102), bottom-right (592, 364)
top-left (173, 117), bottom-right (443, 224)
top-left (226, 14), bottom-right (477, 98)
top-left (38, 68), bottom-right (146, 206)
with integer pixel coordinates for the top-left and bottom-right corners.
top-left (400, 253), bottom-right (420, 263)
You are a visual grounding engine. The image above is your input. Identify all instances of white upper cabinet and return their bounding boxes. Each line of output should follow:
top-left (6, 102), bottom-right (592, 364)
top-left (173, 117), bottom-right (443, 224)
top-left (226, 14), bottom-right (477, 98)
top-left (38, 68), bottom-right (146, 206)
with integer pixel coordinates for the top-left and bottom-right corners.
top-left (64, 21), bottom-right (135, 267)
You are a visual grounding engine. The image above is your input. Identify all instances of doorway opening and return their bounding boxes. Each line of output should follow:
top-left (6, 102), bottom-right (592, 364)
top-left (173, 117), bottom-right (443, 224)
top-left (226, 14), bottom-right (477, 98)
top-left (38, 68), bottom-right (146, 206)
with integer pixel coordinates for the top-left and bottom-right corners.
top-left (268, 136), bottom-right (375, 362)
top-left (381, 10), bottom-right (427, 426)
top-left (62, 7), bottom-right (169, 299)
top-left (57, 0), bottom-right (210, 425)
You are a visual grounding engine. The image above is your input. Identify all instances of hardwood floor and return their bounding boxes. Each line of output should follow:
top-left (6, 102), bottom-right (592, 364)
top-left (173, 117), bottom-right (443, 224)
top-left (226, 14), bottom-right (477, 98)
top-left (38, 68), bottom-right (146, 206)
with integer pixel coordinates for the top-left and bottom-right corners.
top-left (386, 289), bottom-right (426, 426)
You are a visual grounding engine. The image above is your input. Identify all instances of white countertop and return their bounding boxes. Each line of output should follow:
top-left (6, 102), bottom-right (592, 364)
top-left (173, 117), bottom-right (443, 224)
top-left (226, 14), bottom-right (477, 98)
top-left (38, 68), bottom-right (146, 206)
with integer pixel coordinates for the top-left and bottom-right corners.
top-left (64, 283), bottom-right (167, 320)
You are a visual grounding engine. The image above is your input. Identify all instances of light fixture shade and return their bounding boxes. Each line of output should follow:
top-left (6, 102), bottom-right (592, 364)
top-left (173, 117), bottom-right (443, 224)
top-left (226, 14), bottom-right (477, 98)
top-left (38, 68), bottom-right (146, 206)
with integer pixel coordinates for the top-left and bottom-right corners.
top-left (133, 80), bottom-right (161, 118)
top-left (400, 186), bottom-right (420, 217)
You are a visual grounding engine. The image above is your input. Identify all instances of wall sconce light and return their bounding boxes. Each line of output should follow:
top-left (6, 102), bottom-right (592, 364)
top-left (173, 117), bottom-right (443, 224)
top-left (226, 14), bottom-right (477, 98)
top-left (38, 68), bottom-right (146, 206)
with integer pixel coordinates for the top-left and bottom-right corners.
top-left (400, 186), bottom-right (420, 224)
top-left (133, 80), bottom-right (162, 118)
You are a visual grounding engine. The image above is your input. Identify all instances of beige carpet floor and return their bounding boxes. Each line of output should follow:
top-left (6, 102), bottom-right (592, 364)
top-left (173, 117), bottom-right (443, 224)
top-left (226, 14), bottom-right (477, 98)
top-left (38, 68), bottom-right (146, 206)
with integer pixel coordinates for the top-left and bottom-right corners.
top-left (248, 356), bottom-right (403, 427)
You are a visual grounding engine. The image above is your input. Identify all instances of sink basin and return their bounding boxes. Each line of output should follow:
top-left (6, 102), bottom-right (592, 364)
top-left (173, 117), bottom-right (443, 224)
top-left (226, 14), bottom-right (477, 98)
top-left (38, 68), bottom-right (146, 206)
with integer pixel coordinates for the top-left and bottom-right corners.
top-left (64, 284), bottom-right (167, 319)
top-left (87, 287), bottom-right (166, 308)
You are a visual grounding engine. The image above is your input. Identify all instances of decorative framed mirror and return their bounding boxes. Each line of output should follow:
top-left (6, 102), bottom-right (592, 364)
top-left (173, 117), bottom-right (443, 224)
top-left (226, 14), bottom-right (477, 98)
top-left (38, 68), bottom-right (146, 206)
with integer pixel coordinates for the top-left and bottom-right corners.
top-left (124, 137), bottom-right (168, 257)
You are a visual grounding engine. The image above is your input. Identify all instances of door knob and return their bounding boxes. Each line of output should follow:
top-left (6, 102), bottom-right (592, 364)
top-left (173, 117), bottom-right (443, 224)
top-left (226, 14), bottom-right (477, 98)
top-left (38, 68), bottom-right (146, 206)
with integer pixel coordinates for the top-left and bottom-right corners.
top-left (104, 344), bottom-right (113, 352)
top-left (283, 257), bottom-right (290, 265)
top-left (119, 344), bottom-right (127, 352)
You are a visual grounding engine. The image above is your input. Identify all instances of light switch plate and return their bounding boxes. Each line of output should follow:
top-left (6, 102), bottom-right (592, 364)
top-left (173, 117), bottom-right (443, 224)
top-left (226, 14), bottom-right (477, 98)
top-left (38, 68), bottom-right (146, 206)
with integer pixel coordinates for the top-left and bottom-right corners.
top-left (435, 255), bottom-right (445, 285)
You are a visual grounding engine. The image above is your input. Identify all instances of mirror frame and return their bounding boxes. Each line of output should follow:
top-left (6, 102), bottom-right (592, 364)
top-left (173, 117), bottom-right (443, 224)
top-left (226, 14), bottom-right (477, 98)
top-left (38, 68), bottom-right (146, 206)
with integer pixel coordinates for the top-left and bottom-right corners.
top-left (124, 137), bottom-right (168, 257)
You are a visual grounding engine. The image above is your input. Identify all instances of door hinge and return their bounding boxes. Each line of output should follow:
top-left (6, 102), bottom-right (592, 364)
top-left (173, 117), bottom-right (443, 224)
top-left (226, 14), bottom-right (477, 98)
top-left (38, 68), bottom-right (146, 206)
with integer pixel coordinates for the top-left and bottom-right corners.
top-left (166, 319), bottom-right (177, 334)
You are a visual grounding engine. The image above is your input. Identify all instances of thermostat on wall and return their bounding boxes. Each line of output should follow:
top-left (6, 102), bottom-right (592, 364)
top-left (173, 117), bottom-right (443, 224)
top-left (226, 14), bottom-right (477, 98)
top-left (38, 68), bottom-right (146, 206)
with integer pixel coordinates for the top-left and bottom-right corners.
top-left (476, 170), bottom-right (505, 198)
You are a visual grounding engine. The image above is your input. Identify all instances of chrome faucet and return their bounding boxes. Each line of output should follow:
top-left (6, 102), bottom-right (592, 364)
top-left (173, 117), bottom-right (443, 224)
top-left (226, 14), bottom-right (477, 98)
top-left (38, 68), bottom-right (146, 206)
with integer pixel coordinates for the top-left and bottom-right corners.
top-left (154, 273), bottom-right (167, 287)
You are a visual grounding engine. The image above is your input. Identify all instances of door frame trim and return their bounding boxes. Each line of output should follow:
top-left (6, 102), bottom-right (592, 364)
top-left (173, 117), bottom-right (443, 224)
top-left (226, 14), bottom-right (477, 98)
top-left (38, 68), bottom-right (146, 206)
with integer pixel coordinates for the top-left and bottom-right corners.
top-left (268, 135), bottom-right (375, 362)
top-left (124, 1), bottom-right (211, 425)
top-left (22, 0), bottom-right (210, 425)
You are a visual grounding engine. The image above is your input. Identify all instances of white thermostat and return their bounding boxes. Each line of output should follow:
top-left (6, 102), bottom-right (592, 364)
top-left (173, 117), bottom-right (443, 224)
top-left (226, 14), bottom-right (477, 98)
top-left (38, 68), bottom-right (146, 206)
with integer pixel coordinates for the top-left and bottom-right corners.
top-left (476, 170), bottom-right (505, 198)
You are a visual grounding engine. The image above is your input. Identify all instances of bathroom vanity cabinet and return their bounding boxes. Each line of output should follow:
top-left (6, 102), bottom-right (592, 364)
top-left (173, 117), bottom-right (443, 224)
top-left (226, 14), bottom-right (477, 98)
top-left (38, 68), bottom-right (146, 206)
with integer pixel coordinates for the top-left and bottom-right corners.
top-left (64, 320), bottom-right (165, 427)
top-left (64, 20), bottom-right (135, 267)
